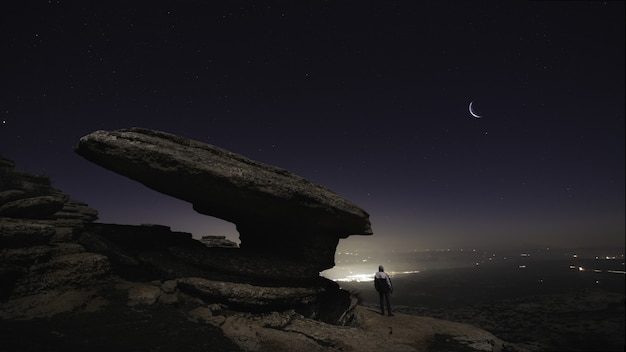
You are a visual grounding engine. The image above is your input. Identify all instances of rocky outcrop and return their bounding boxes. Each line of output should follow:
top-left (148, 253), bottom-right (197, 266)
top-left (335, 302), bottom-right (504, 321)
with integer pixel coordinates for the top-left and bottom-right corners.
top-left (199, 235), bottom-right (239, 248)
top-left (0, 195), bottom-right (66, 219)
top-left (75, 128), bottom-right (372, 273)
top-left (0, 156), bottom-right (530, 351)
top-left (0, 157), bottom-right (107, 303)
top-left (77, 222), bottom-right (333, 283)
top-left (0, 158), bottom-right (98, 244)
top-left (177, 277), bottom-right (324, 310)
top-left (71, 128), bottom-right (376, 319)
top-left (0, 152), bottom-right (356, 321)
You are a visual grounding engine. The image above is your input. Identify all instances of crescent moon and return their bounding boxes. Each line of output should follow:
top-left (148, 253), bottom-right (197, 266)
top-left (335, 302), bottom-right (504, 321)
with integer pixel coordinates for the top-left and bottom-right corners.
top-left (469, 101), bottom-right (481, 118)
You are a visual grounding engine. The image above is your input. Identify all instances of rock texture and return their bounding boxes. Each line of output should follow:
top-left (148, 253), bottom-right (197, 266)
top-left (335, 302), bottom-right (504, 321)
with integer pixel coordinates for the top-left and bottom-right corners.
top-left (216, 306), bottom-right (526, 352)
top-left (75, 127), bottom-right (372, 273)
top-left (199, 235), bottom-right (239, 248)
top-left (0, 156), bottom-right (532, 351)
top-left (0, 157), bottom-right (106, 307)
top-left (1, 150), bottom-right (357, 321)
top-left (71, 128), bottom-right (378, 317)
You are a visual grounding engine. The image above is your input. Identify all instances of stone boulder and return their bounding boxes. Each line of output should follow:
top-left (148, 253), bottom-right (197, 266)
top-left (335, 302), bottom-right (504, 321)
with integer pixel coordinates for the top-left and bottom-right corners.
top-left (10, 252), bottom-right (111, 298)
top-left (54, 199), bottom-right (99, 222)
top-left (1, 157), bottom-right (103, 302)
top-left (177, 277), bottom-right (324, 310)
top-left (0, 157), bottom-right (98, 228)
top-left (75, 128), bottom-right (372, 271)
top-left (199, 235), bottom-right (239, 248)
top-left (0, 219), bottom-right (56, 248)
top-left (0, 195), bottom-right (67, 219)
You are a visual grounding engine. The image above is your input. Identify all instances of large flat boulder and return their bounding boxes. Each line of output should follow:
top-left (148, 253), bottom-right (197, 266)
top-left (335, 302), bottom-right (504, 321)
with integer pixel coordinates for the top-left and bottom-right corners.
top-left (75, 128), bottom-right (372, 270)
top-left (0, 195), bottom-right (67, 219)
top-left (75, 128), bottom-right (371, 236)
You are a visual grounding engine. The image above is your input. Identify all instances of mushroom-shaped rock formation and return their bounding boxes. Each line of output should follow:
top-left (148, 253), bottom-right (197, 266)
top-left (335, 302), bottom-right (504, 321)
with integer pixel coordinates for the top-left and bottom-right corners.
top-left (75, 128), bottom-right (372, 276)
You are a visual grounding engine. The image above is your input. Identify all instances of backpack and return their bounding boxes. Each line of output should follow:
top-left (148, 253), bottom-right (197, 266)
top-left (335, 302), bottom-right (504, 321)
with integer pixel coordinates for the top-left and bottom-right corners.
top-left (374, 276), bottom-right (390, 293)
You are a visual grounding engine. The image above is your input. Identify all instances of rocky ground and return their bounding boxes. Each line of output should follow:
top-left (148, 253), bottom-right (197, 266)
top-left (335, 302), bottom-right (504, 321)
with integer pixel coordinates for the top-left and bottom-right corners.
top-left (1, 154), bottom-right (528, 352)
top-left (2, 144), bottom-right (623, 352)
top-left (0, 278), bottom-right (526, 352)
top-left (390, 290), bottom-right (624, 352)
top-left (0, 279), bottom-right (240, 352)
top-left (341, 267), bottom-right (625, 352)
top-left (3, 267), bottom-right (622, 352)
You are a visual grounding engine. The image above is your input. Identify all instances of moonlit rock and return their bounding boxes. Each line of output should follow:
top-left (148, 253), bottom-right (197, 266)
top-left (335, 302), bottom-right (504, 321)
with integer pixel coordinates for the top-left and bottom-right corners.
top-left (75, 127), bottom-right (372, 270)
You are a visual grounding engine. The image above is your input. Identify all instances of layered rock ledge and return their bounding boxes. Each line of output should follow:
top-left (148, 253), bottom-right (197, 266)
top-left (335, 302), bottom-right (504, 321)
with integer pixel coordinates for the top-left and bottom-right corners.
top-left (75, 127), bottom-right (372, 275)
top-left (1, 156), bottom-right (531, 351)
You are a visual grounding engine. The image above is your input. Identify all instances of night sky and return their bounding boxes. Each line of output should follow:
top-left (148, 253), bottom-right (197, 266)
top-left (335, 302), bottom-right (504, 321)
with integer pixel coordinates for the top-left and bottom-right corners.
top-left (1, 1), bottom-right (624, 252)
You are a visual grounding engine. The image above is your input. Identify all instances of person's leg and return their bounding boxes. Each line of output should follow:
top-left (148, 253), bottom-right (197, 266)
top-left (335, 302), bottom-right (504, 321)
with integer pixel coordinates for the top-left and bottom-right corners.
top-left (379, 292), bottom-right (385, 315)
top-left (385, 292), bottom-right (393, 316)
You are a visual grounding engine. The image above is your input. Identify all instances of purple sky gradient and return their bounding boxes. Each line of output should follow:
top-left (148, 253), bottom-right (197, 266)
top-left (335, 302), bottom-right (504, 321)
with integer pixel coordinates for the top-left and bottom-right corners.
top-left (1, 1), bottom-right (624, 252)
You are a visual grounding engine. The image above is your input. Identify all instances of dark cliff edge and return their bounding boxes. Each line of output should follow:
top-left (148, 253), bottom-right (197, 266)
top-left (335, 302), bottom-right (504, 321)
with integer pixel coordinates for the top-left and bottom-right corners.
top-left (1, 155), bottom-right (535, 351)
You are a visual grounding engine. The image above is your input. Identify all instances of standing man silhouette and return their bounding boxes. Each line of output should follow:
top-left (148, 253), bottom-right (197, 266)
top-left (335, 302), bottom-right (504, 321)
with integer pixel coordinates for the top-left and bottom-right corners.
top-left (374, 265), bottom-right (394, 316)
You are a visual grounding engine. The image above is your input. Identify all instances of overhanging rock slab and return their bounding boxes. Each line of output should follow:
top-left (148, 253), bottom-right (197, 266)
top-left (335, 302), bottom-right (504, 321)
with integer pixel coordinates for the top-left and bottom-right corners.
top-left (75, 128), bottom-right (372, 271)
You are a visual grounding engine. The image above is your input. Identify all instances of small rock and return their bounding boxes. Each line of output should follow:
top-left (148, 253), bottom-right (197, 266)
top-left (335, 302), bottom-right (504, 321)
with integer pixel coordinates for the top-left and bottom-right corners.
top-left (187, 306), bottom-right (213, 323)
top-left (127, 283), bottom-right (161, 306)
top-left (161, 279), bottom-right (177, 294)
top-left (158, 292), bottom-right (178, 305)
top-left (0, 195), bottom-right (67, 219)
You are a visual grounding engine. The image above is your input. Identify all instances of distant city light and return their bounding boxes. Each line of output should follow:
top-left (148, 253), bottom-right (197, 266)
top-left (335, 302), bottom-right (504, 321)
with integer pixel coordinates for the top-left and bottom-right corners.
top-left (322, 247), bottom-right (625, 282)
top-left (335, 273), bottom-right (374, 282)
top-left (607, 270), bottom-right (626, 274)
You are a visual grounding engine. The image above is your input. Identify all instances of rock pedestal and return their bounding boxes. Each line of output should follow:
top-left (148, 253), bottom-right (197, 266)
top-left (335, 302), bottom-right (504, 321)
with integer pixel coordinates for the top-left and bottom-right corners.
top-left (2, 122), bottom-right (374, 323)
top-left (75, 128), bottom-right (372, 275)
top-left (0, 158), bottom-right (532, 352)
top-left (1, 156), bottom-right (349, 320)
